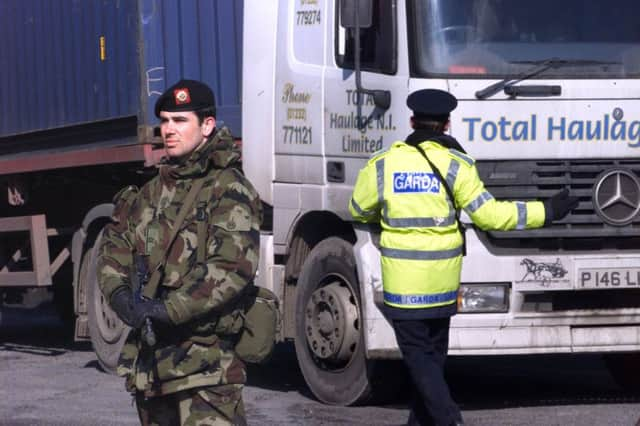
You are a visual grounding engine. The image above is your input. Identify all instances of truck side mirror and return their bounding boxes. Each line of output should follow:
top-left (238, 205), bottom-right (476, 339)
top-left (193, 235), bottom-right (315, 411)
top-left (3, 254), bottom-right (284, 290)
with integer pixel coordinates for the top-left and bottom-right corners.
top-left (340, 0), bottom-right (373, 29)
top-left (340, 0), bottom-right (391, 112)
top-left (371, 90), bottom-right (391, 110)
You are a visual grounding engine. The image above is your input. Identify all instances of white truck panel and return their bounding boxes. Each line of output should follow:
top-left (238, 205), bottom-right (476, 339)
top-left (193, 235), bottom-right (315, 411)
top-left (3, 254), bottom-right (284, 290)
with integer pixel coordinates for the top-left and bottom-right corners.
top-left (242, 0), bottom-right (279, 205)
top-left (353, 226), bottom-right (399, 357)
top-left (274, 0), bottom-right (325, 180)
top-left (448, 78), bottom-right (640, 159)
top-left (274, 155), bottom-right (325, 184)
top-left (255, 233), bottom-right (285, 297)
top-left (272, 182), bottom-right (354, 250)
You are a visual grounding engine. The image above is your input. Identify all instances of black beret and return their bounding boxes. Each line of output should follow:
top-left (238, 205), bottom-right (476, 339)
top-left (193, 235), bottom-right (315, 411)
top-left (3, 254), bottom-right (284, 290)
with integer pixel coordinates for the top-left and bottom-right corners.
top-left (154, 79), bottom-right (216, 118)
top-left (407, 89), bottom-right (457, 117)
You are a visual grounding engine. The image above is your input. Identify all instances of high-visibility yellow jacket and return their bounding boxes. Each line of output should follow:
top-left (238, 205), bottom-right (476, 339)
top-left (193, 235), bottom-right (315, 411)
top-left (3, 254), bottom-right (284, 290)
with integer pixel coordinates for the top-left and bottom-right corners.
top-left (349, 139), bottom-right (546, 310)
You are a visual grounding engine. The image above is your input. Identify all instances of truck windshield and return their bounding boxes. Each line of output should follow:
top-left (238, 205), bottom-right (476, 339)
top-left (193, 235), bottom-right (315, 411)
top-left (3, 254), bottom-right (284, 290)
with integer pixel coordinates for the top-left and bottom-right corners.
top-left (409, 0), bottom-right (640, 78)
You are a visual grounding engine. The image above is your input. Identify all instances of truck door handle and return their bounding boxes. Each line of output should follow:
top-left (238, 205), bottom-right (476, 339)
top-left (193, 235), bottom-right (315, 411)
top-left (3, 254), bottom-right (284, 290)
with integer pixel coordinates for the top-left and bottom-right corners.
top-left (327, 161), bottom-right (345, 183)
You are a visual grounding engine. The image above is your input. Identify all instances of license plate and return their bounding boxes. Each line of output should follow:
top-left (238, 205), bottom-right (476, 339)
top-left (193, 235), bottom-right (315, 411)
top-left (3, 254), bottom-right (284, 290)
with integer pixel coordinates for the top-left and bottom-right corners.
top-left (577, 268), bottom-right (640, 289)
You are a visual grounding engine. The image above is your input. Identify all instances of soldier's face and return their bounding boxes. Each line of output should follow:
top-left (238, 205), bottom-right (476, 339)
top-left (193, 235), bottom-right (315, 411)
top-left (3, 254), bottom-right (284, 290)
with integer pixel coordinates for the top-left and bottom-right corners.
top-left (159, 111), bottom-right (216, 159)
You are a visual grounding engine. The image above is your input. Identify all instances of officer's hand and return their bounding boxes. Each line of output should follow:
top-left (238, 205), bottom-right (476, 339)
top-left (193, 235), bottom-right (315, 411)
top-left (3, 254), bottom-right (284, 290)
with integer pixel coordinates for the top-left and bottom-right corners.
top-left (109, 286), bottom-right (139, 327)
top-left (543, 188), bottom-right (579, 225)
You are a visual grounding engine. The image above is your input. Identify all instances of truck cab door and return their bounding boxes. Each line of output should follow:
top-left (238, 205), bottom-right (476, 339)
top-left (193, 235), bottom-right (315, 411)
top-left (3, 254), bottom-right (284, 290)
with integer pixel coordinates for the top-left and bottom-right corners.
top-left (324, 0), bottom-right (408, 204)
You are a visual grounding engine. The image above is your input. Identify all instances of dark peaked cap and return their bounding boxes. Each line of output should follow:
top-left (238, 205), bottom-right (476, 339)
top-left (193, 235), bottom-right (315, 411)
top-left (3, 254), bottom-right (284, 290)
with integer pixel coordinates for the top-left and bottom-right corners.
top-left (154, 79), bottom-right (216, 118)
top-left (407, 89), bottom-right (458, 117)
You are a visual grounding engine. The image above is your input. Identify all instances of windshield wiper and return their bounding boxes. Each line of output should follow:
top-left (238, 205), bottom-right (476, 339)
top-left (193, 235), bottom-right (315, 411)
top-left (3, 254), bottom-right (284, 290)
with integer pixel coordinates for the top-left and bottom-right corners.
top-left (475, 58), bottom-right (620, 100)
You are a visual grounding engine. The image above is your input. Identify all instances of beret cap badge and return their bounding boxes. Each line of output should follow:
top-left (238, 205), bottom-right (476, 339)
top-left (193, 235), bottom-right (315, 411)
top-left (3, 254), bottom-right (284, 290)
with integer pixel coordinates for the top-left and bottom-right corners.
top-left (174, 88), bottom-right (191, 105)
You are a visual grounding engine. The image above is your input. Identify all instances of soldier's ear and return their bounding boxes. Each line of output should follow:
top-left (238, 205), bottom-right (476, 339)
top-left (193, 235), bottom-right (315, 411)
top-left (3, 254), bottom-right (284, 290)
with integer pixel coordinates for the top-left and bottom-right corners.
top-left (201, 116), bottom-right (216, 137)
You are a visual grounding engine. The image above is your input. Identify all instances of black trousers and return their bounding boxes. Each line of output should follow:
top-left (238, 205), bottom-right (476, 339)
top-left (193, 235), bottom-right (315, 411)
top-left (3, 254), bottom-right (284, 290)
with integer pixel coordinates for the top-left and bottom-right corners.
top-left (392, 317), bottom-right (461, 426)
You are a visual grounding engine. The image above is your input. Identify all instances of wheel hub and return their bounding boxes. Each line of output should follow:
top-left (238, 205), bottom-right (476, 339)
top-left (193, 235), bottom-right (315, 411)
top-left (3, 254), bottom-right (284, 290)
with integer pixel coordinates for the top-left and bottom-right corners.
top-left (95, 290), bottom-right (124, 343)
top-left (304, 281), bottom-right (359, 362)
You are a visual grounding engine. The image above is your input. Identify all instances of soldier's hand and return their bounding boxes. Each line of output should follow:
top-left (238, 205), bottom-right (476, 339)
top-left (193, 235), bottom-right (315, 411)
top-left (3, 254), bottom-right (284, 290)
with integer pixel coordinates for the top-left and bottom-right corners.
top-left (109, 287), bottom-right (139, 327)
top-left (134, 300), bottom-right (172, 327)
top-left (543, 188), bottom-right (579, 225)
top-left (109, 288), bottom-right (171, 329)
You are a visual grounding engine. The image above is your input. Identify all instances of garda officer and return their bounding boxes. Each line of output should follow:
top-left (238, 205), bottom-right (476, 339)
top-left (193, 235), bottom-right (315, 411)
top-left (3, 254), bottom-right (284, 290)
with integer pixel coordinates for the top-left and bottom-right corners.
top-left (98, 79), bottom-right (262, 425)
top-left (349, 89), bottom-right (578, 426)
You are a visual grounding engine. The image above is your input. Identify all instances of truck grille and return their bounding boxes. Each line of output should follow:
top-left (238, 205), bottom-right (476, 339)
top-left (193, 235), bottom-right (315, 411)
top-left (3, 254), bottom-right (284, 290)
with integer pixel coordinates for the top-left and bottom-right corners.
top-left (475, 159), bottom-right (640, 253)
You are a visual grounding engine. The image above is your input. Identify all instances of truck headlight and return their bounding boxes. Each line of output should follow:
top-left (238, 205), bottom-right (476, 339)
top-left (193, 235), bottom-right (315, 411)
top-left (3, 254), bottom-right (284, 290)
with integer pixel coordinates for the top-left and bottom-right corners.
top-left (458, 283), bottom-right (509, 313)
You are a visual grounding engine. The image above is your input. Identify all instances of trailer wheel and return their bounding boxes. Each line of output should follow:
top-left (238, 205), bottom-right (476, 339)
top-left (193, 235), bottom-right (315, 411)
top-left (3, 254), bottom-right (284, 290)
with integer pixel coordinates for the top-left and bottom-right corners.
top-left (294, 237), bottom-right (374, 405)
top-left (604, 353), bottom-right (640, 391)
top-left (86, 232), bottom-right (128, 374)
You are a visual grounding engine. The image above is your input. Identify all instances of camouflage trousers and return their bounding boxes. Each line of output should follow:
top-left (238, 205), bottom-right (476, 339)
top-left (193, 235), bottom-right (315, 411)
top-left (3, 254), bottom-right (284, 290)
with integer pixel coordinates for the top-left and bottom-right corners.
top-left (135, 384), bottom-right (246, 426)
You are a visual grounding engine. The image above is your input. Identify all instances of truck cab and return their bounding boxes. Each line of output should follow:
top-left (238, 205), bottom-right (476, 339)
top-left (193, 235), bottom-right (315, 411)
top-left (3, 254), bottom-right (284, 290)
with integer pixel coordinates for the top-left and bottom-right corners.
top-left (243, 0), bottom-right (640, 405)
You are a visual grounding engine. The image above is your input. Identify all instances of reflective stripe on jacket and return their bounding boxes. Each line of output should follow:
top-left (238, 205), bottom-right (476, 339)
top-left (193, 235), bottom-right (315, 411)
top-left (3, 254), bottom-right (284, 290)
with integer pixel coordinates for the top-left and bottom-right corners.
top-left (349, 140), bottom-right (545, 310)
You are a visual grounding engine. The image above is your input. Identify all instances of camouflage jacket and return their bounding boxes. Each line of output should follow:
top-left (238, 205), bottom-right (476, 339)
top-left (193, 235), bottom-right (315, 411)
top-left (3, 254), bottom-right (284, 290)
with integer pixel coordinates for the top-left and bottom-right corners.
top-left (97, 127), bottom-right (262, 396)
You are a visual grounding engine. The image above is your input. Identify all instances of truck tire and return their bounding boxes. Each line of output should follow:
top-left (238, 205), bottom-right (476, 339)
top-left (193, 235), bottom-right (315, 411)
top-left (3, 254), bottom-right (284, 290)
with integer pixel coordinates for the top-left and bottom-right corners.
top-left (53, 262), bottom-right (75, 335)
top-left (604, 352), bottom-right (640, 391)
top-left (294, 237), bottom-right (374, 405)
top-left (86, 232), bottom-right (129, 374)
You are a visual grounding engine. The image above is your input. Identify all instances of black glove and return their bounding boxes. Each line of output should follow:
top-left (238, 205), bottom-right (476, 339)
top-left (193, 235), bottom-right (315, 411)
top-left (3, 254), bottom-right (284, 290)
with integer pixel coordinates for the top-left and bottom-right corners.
top-left (135, 299), bottom-right (172, 327)
top-left (109, 287), bottom-right (171, 329)
top-left (109, 287), bottom-right (139, 327)
top-left (543, 188), bottom-right (579, 226)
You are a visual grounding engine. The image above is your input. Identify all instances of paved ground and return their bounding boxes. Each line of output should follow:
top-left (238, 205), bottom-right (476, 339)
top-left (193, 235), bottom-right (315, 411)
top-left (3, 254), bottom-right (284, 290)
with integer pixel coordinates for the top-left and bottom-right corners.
top-left (1, 303), bottom-right (640, 425)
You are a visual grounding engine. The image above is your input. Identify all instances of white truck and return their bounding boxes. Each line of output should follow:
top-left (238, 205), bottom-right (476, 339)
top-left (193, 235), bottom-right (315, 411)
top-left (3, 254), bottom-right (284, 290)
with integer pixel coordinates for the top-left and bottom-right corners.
top-left (2, 0), bottom-right (639, 407)
top-left (243, 0), bottom-right (640, 404)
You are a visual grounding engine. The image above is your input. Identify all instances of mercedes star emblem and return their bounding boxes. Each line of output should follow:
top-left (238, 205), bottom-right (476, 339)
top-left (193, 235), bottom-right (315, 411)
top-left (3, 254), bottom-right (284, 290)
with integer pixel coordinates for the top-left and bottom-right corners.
top-left (592, 169), bottom-right (640, 226)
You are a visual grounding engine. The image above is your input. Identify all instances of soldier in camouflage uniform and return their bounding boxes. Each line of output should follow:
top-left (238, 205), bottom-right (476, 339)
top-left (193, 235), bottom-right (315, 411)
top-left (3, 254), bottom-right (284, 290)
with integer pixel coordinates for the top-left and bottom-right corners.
top-left (97, 79), bottom-right (262, 426)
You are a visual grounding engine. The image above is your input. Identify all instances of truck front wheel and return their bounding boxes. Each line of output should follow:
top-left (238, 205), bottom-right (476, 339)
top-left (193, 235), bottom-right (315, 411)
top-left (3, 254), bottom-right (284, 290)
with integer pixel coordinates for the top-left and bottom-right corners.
top-left (294, 237), bottom-right (373, 405)
top-left (85, 231), bottom-right (129, 374)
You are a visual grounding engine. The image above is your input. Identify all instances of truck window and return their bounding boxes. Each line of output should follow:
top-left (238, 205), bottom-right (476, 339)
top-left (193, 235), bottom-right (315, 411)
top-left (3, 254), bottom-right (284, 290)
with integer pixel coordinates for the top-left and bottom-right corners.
top-left (335, 0), bottom-right (397, 75)
top-left (408, 0), bottom-right (640, 78)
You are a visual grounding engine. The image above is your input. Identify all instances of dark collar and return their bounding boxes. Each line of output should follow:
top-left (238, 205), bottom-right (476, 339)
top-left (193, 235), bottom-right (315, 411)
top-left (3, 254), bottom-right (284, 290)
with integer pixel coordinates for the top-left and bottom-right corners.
top-left (405, 129), bottom-right (467, 153)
